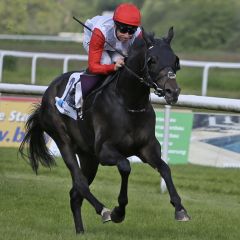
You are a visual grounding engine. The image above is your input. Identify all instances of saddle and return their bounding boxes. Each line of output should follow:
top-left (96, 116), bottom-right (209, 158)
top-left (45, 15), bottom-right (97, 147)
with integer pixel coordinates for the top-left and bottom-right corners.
top-left (55, 71), bottom-right (116, 120)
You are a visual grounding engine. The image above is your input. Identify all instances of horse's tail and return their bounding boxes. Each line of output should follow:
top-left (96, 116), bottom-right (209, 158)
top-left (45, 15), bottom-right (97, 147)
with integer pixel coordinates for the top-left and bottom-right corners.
top-left (19, 104), bottom-right (56, 174)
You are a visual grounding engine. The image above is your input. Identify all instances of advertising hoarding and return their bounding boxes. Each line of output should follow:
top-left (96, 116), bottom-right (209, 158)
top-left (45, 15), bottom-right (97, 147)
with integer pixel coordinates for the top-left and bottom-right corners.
top-left (155, 109), bottom-right (193, 164)
top-left (0, 97), bottom-right (40, 147)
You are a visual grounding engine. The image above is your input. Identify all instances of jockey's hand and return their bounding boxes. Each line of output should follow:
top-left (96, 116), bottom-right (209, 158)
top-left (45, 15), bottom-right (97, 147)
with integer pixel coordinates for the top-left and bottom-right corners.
top-left (114, 58), bottom-right (125, 71)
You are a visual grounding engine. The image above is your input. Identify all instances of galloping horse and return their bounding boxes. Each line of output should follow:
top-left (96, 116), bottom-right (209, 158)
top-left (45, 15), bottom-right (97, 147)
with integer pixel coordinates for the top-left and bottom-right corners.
top-left (19, 28), bottom-right (190, 234)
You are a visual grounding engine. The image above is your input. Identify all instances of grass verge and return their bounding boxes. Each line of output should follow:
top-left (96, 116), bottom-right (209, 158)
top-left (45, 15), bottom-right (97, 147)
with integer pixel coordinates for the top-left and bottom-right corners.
top-left (0, 147), bottom-right (240, 240)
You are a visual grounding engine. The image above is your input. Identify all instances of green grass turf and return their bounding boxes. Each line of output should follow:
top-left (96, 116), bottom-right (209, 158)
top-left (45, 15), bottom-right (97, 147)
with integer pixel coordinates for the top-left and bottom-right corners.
top-left (0, 147), bottom-right (239, 239)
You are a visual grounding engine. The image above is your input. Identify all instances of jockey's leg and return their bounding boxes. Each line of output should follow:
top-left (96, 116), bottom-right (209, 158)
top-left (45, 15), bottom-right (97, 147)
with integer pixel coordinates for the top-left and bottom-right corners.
top-left (55, 73), bottom-right (82, 120)
top-left (75, 81), bottom-right (82, 109)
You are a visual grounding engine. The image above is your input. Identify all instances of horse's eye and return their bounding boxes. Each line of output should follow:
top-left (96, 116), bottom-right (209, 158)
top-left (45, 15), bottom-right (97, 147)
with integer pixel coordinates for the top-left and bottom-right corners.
top-left (148, 56), bottom-right (157, 65)
top-left (175, 56), bottom-right (180, 71)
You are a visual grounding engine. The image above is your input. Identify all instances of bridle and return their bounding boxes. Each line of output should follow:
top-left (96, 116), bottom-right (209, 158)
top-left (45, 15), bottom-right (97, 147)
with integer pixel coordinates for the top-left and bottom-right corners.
top-left (152, 67), bottom-right (177, 97)
top-left (123, 45), bottom-right (177, 98)
top-left (118, 44), bottom-right (177, 113)
top-left (72, 17), bottom-right (177, 98)
top-left (73, 17), bottom-right (178, 114)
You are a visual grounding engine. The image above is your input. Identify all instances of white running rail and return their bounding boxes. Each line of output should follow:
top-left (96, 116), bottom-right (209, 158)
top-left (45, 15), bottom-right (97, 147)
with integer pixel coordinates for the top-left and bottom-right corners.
top-left (0, 33), bottom-right (83, 42)
top-left (0, 50), bottom-right (87, 84)
top-left (1, 50), bottom-right (240, 96)
top-left (181, 60), bottom-right (240, 96)
top-left (1, 82), bottom-right (240, 112)
top-left (1, 83), bottom-right (240, 193)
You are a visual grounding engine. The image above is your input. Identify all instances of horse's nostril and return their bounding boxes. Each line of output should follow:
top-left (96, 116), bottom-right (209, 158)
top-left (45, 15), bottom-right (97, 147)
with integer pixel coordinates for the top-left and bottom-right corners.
top-left (176, 88), bottom-right (181, 94)
top-left (165, 89), bottom-right (172, 94)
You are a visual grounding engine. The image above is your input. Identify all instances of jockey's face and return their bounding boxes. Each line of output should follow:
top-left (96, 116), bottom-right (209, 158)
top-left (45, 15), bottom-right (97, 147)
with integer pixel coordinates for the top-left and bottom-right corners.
top-left (116, 30), bottom-right (133, 42)
top-left (115, 22), bottom-right (137, 42)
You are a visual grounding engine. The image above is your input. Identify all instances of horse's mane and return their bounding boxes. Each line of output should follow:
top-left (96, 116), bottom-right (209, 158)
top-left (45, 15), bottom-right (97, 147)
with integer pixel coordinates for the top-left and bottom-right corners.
top-left (130, 37), bottom-right (147, 52)
top-left (127, 34), bottom-right (150, 60)
top-left (147, 32), bottom-right (155, 43)
top-left (83, 30), bottom-right (171, 111)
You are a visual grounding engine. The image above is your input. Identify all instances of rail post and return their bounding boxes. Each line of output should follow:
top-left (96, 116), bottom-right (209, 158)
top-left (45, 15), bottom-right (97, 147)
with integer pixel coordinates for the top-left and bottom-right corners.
top-left (160, 105), bottom-right (171, 193)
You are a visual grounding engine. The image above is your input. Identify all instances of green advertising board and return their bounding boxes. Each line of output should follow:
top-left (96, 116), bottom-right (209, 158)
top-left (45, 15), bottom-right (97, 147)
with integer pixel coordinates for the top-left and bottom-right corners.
top-left (155, 109), bottom-right (193, 164)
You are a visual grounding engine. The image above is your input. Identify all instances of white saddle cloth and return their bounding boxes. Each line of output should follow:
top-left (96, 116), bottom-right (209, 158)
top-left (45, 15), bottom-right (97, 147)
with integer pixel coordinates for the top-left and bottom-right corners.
top-left (55, 72), bottom-right (83, 120)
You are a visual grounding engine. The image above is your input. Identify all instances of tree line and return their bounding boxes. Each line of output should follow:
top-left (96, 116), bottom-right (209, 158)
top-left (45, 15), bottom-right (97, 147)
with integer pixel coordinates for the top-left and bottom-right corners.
top-left (0, 0), bottom-right (239, 51)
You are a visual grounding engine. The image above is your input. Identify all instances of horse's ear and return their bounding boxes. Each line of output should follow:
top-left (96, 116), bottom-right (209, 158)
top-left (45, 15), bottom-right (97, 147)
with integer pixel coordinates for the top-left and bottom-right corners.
top-left (141, 27), bottom-right (154, 48)
top-left (164, 26), bottom-right (174, 44)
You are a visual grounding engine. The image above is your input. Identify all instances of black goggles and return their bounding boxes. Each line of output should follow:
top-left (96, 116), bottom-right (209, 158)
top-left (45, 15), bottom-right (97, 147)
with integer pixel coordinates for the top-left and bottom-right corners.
top-left (115, 22), bottom-right (138, 35)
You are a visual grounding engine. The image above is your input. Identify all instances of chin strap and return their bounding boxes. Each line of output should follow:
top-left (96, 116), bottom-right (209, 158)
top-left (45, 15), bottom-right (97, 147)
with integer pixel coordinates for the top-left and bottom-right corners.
top-left (153, 69), bottom-right (176, 97)
top-left (152, 82), bottom-right (165, 97)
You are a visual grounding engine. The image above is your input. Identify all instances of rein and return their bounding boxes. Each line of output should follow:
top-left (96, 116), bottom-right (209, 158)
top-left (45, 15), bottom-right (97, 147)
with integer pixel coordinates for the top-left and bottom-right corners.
top-left (73, 16), bottom-right (165, 97)
top-left (115, 50), bottom-right (153, 113)
top-left (123, 50), bottom-right (169, 98)
top-left (73, 17), bottom-right (176, 114)
top-left (153, 68), bottom-right (176, 97)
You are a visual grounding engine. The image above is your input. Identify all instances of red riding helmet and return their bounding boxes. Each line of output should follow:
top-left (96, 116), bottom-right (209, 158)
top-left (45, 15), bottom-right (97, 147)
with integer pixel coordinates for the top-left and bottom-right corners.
top-left (113, 3), bottom-right (141, 26)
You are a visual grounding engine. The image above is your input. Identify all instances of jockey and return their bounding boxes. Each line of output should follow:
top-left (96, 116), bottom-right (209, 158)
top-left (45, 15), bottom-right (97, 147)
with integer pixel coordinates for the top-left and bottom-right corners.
top-left (83, 2), bottom-right (142, 75)
top-left (55, 3), bottom-right (142, 119)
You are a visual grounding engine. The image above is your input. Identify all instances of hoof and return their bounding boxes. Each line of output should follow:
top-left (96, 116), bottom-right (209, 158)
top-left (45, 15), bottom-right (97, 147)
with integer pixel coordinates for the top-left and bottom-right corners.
top-left (101, 207), bottom-right (111, 223)
top-left (110, 207), bottom-right (125, 223)
top-left (175, 209), bottom-right (191, 222)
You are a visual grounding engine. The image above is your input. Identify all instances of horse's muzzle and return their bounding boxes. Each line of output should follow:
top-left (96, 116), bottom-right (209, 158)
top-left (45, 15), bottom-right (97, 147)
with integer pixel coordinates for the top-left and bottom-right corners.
top-left (165, 87), bottom-right (181, 105)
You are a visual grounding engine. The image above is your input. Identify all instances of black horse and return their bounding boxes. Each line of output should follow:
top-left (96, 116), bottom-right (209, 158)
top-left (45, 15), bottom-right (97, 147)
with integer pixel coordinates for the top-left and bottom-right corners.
top-left (19, 28), bottom-right (190, 234)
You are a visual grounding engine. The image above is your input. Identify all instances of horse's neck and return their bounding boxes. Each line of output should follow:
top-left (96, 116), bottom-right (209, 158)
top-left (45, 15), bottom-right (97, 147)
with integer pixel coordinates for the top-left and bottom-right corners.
top-left (117, 58), bottom-right (150, 110)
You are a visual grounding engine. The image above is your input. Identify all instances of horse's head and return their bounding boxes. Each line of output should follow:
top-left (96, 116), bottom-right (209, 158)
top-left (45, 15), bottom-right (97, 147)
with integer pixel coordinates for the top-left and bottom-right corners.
top-left (143, 27), bottom-right (181, 104)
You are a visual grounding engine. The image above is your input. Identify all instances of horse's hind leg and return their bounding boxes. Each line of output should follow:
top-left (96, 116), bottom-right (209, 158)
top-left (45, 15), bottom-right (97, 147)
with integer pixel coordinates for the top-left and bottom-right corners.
top-left (69, 152), bottom-right (100, 233)
top-left (139, 138), bottom-right (190, 221)
top-left (69, 187), bottom-right (84, 233)
top-left (51, 136), bottom-right (109, 233)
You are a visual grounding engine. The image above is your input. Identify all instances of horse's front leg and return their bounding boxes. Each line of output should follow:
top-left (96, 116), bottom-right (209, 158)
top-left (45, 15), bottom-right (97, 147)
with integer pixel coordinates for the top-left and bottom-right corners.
top-left (111, 159), bottom-right (131, 223)
top-left (98, 143), bottom-right (131, 223)
top-left (139, 138), bottom-right (190, 221)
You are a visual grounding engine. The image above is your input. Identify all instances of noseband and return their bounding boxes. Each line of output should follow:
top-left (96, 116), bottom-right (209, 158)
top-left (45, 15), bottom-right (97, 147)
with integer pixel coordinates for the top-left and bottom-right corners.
top-left (117, 45), bottom-right (177, 113)
top-left (152, 67), bottom-right (176, 97)
top-left (123, 49), bottom-right (176, 98)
